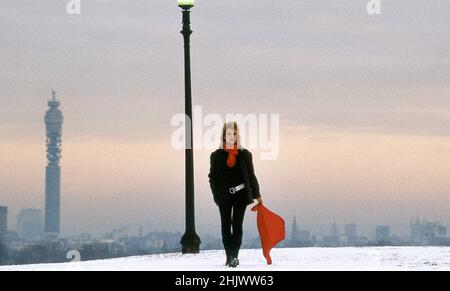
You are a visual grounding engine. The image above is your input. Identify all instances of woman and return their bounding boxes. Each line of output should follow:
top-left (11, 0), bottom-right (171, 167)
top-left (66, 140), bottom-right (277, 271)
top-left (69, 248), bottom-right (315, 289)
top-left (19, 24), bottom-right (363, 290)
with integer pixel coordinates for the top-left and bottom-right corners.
top-left (208, 121), bottom-right (263, 268)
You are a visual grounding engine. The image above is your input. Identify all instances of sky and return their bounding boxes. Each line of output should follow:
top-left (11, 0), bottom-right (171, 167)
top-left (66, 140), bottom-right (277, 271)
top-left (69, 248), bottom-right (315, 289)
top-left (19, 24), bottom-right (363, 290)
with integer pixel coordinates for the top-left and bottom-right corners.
top-left (0, 0), bottom-right (449, 239)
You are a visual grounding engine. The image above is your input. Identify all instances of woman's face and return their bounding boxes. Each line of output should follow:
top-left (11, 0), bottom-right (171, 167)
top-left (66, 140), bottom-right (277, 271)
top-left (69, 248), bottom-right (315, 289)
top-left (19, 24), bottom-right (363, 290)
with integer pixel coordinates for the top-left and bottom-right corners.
top-left (225, 128), bottom-right (237, 147)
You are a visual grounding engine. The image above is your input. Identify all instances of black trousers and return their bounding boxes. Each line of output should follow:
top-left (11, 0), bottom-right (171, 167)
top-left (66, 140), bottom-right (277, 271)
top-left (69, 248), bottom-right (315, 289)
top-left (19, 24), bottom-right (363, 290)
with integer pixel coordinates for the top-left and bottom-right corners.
top-left (218, 200), bottom-right (247, 259)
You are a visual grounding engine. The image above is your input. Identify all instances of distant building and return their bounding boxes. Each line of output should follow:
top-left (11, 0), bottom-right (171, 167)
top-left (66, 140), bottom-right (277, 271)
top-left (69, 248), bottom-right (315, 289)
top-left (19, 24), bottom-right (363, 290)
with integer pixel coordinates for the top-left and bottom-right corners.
top-left (411, 218), bottom-right (448, 245)
top-left (345, 223), bottom-right (358, 240)
top-left (344, 223), bottom-right (363, 246)
top-left (375, 225), bottom-right (390, 243)
top-left (125, 231), bottom-right (181, 254)
top-left (298, 230), bottom-right (311, 242)
top-left (6, 231), bottom-right (20, 243)
top-left (291, 217), bottom-right (300, 242)
top-left (17, 209), bottom-right (44, 241)
top-left (0, 206), bottom-right (7, 240)
top-left (45, 90), bottom-right (63, 236)
top-left (321, 222), bottom-right (340, 246)
top-left (102, 226), bottom-right (129, 241)
top-left (143, 232), bottom-right (180, 252)
top-left (322, 236), bottom-right (339, 247)
top-left (330, 222), bottom-right (339, 238)
top-left (287, 217), bottom-right (313, 247)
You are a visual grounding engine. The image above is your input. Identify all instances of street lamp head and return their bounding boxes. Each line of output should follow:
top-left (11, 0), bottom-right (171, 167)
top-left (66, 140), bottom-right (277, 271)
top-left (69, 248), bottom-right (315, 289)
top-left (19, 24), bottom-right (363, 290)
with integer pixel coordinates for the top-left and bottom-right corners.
top-left (178, 0), bottom-right (194, 9)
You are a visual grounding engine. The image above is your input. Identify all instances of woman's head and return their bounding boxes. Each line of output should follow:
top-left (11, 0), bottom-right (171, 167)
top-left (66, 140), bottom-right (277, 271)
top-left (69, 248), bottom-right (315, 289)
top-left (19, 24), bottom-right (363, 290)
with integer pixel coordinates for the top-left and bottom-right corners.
top-left (222, 121), bottom-right (240, 149)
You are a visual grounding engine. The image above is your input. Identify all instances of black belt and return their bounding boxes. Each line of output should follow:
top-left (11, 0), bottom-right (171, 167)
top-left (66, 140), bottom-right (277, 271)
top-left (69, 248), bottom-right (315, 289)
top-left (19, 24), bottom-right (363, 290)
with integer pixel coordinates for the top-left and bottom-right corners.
top-left (229, 183), bottom-right (246, 194)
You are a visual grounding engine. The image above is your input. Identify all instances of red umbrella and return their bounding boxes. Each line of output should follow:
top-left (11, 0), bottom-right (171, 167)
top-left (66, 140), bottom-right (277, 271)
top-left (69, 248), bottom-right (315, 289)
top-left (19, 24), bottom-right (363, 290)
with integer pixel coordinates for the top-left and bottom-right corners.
top-left (251, 203), bottom-right (286, 265)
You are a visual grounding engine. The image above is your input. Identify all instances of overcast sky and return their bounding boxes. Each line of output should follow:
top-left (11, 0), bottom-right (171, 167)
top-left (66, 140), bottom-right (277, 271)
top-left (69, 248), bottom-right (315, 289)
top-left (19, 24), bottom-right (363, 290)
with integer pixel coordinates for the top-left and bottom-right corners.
top-left (0, 0), bottom-right (449, 239)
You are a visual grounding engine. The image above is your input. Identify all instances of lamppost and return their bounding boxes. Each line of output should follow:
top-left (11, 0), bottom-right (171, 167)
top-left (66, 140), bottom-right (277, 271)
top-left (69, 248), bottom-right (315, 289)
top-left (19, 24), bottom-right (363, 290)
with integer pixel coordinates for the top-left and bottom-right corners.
top-left (178, 0), bottom-right (201, 254)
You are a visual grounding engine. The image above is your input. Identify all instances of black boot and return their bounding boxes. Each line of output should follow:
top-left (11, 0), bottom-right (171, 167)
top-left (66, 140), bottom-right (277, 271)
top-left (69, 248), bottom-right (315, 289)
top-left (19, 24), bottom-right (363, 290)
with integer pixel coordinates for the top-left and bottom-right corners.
top-left (228, 248), bottom-right (240, 268)
top-left (234, 248), bottom-right (240, 259)
top-left (225, 249), bottom-right (232, 266)
top-left (229, 257), bottom-right (240, 268)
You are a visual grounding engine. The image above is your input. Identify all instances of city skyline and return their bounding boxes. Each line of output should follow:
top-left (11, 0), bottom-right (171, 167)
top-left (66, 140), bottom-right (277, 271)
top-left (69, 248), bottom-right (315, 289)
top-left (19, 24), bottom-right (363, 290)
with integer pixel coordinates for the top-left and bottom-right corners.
top-left (2, 203), bottom-right (448, 248)
top-left (2, 197), bottom-right (449, 242)
top-left (1, 1), bottom-right (449, 238)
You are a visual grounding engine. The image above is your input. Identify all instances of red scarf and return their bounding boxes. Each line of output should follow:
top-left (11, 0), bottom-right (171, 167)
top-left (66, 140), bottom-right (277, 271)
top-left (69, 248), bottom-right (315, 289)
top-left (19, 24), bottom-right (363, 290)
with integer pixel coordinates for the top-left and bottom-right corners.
top-left (224, 143), bottom-right (238, 168)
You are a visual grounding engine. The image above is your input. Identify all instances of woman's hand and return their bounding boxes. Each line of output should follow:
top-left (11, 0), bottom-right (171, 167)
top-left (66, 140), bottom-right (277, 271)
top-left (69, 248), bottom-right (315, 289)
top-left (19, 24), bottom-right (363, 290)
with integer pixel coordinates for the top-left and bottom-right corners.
top-left (256, 196), bottom-right (263, 204)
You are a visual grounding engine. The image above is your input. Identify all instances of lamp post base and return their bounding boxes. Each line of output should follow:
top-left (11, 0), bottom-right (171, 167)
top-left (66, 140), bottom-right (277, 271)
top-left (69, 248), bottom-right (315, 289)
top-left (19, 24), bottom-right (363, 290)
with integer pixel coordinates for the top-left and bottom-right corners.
top-left (180, 232), bottom-right (201, 254)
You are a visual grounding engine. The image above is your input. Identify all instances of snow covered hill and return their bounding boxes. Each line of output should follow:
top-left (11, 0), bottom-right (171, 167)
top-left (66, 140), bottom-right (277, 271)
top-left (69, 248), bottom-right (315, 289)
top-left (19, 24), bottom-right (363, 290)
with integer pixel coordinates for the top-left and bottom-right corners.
top-left (1, 247), bottom-right (450, 271)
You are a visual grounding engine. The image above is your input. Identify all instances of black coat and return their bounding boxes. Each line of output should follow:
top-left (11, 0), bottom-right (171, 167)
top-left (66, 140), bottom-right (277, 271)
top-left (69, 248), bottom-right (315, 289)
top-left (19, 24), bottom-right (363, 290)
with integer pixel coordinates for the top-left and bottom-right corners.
top-left (208, 148), bottom-right (261, 206)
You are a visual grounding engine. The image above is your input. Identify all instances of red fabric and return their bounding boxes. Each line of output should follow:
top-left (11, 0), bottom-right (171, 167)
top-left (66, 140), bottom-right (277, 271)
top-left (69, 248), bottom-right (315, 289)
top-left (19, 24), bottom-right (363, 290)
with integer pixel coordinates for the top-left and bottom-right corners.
top-left (251, 203), bottom-right (285, 265)
top-left (223, 143), bottom-right (238, 168)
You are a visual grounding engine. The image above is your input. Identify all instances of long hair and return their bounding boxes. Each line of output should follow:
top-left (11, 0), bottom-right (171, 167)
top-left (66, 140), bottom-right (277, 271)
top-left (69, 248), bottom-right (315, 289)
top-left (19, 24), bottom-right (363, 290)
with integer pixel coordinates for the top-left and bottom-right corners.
top-left (219, 121), bottom-right (243, 149)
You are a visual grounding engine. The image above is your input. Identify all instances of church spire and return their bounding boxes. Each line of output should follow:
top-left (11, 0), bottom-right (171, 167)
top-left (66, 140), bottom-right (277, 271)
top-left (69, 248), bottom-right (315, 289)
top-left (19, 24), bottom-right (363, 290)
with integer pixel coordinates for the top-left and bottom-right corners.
top-left (291, 216), bottom-right (299, 242)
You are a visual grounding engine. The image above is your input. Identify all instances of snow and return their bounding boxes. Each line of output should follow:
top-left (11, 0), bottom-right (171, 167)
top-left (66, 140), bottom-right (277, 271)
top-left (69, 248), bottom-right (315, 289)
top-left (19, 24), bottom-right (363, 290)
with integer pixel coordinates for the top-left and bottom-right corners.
top-left (1, 247), bottom-right (450, 271)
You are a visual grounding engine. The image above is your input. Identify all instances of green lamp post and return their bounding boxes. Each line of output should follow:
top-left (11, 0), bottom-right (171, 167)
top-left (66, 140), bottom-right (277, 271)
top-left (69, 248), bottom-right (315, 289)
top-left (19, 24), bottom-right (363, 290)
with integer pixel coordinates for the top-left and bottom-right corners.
top-left (178, 0), bottom-right (201, 254)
